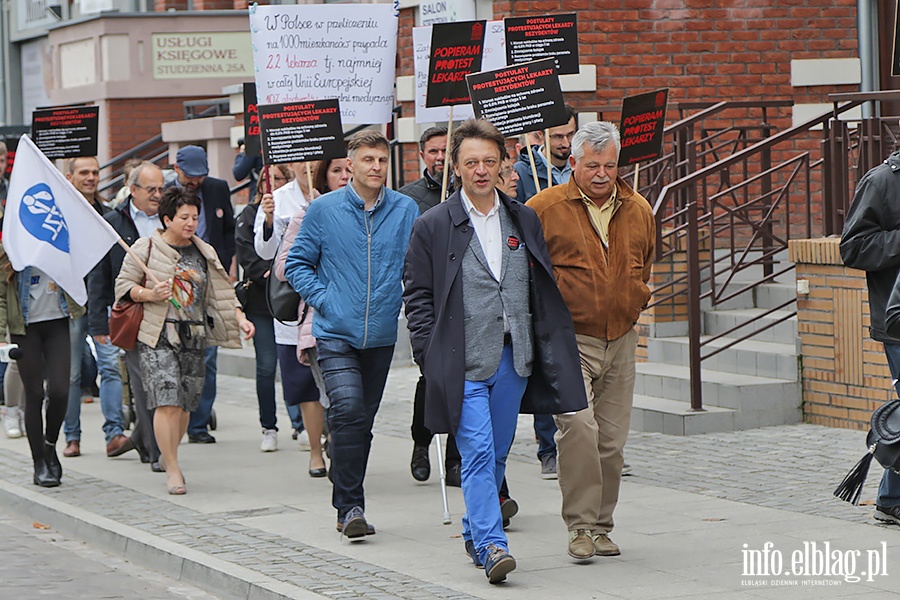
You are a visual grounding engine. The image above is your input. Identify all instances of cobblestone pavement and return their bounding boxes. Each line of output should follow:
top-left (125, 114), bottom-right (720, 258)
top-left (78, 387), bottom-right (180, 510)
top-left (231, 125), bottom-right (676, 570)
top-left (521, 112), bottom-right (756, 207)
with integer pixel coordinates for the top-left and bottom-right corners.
top-left (0, 506), bottom-right (220, 600)
top-left (0, 411), bottom-right (479, 600)
top-left (0, 366), bottom-right (889, 600)
top-left (370, 365), bottom-right (884, 526)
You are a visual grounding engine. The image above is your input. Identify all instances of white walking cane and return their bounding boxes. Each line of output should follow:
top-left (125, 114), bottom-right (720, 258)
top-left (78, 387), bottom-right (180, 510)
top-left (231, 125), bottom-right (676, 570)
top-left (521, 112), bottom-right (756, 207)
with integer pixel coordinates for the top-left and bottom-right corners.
top-left (434, 434), bottom-right (452, 524)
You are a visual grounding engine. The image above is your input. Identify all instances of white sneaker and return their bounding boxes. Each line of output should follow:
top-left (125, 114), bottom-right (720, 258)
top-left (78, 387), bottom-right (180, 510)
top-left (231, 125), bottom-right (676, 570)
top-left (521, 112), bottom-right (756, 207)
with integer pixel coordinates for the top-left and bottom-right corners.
top-left (296, 429), bottom-right (310, 451)
top-left (260, 429), bottom-right (278, 452)
top-left (3, 407), bottom-right (22, 438)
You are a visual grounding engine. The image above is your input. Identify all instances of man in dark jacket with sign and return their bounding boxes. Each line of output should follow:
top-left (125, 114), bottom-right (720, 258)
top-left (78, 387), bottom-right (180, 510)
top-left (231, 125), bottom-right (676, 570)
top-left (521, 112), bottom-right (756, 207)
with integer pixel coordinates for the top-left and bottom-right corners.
top-left (399, 126), bottom-right (448, 214)
top-left (87, 162), bottom-right (165, 471)
top-left (840, 142), bottom-right (900, 525)
top-left (403, 119), bottom-right (587, 584)
top-left (513, 104), bottom-right (578, 203)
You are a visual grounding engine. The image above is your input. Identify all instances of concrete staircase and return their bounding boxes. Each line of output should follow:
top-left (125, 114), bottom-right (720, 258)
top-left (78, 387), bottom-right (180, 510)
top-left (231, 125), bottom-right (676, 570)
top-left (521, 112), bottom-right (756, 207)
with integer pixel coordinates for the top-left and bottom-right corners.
top-left (632, 281), bottom-right (802, 435)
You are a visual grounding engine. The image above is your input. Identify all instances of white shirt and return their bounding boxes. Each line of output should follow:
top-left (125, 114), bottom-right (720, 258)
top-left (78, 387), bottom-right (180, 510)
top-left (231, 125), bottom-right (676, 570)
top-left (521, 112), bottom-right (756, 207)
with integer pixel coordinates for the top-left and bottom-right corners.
top-left (252, 179), bottom-right (307, 344)
top-left (129, 200), bottom-right (161, 238)
top-left (253, 179), bottom-right (309, 260)
top-left (460, 189), bottom-right (502, 281)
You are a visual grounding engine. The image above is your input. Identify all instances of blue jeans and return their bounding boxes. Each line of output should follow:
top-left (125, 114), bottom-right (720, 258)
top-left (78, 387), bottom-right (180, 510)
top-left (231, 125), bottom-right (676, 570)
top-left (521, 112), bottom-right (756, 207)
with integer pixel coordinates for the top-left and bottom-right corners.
top-left (188, 346), bottom-right (217, 436)
top-left (533, 413), bottom-right (557, 459)
top-left (64, 315), bottom-right (125, 443)
top-left (880, 343), bottom-right (900, 507)
top-left (248, 314), bottom-right (278, 430)
top-left (316, 338), bottom-right (394, 520)
top-left (457, 344), bottom-right (526, 564)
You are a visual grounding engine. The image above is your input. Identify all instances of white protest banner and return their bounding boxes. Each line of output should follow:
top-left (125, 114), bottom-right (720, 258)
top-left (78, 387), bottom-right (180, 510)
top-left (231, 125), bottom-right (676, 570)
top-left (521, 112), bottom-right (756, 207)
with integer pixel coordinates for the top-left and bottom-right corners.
top-left (413, 20), bottom-right (506, 124)
top-left (248, 4), bottom-right (398, 124)
top-left (3, 135), bottom-right (119, 306)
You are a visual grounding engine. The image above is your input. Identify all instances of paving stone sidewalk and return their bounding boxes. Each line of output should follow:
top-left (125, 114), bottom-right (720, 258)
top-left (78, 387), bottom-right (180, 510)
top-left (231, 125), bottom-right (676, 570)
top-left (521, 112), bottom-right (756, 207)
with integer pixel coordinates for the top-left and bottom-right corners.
top-left (0, 365), bottom-right (894, 600)
top-left (370, 364), bottom-right (884, 526)
top-left (0, 506), bottom-right (219, 600)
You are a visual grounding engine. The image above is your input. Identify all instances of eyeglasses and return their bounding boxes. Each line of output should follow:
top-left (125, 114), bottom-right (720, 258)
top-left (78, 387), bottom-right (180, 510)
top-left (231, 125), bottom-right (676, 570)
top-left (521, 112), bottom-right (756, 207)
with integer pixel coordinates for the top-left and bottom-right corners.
top-left (549, 132), bottom-right (576, 142)
top-left (134, 184), bottom-right (165, 195)
top-left (499, 167), bottom-right (513, 180)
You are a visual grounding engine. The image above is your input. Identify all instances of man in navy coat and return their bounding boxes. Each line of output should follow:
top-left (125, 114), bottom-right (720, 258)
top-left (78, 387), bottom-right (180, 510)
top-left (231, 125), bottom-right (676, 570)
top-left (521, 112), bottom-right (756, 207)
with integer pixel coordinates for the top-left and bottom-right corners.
top-left (403, 119), bottom-right (587, 584)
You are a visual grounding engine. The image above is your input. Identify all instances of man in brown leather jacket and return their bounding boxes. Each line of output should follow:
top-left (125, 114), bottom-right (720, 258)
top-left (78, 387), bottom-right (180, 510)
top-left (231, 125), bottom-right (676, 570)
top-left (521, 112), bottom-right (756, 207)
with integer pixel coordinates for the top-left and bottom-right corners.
top-left (527, 121), bottom-right (655, 561)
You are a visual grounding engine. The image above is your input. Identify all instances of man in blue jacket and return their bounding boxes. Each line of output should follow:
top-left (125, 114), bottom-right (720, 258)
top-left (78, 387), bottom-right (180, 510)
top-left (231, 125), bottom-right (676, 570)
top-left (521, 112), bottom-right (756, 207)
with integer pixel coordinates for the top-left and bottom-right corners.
top-left (285, 130), bottom-right (418, 539)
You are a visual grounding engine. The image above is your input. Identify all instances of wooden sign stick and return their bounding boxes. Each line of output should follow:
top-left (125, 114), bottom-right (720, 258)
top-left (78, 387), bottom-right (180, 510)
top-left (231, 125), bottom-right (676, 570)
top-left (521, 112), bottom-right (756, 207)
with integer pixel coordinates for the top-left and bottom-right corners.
top-left (526, 142), bottom-right (541, 194)
top-left (545, 128), bottom-right (552, 187)
top-left (440, 105), bottom-right (455, 202)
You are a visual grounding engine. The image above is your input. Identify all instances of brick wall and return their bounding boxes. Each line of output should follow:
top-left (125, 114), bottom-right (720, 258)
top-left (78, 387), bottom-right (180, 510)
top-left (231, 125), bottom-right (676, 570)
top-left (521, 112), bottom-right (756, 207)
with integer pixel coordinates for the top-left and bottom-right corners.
top-left (789, 238), bottom-right (893, 431)
top-left (106, 97), bottom-right (194, 165)
top-left (490, 1), bottom-right (857, 110)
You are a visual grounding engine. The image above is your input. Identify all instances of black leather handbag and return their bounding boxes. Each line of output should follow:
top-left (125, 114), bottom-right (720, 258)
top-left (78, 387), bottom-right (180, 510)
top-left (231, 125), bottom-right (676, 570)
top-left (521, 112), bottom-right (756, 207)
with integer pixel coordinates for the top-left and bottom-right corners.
top-left (834, 397), bottom-right (900, 505)
top-left (266, 236), bottom-right (300, 323)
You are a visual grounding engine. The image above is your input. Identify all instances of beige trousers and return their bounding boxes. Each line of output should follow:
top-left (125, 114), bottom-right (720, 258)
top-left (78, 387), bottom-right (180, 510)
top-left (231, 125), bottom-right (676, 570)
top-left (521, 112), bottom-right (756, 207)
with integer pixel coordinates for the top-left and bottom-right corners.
top-left (555, 329), bottom-right (637, 534)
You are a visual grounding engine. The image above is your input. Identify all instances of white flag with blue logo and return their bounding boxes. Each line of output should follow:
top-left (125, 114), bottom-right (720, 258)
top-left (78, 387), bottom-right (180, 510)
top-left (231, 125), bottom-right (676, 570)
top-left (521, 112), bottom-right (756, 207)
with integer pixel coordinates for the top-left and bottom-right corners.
top-left (2, 135), bottom-right (119, 306)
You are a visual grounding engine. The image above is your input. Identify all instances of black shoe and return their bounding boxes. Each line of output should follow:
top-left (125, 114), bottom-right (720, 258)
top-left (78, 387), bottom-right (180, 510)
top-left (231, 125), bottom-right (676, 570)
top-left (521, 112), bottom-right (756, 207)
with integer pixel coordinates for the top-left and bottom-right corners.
top-left (875, 504), bottom-right (900, 525)
top-left (43, 442), bottom-right (62, 482)
top-left (136, 443), bottom-right (151, 464)
top-left (188, 432), bottom-right (216, 444)
top-left (33, 458), bottom-right (60, 487)
top-left (445, 463), bottom-right (461, 487)
top-left (340, 507), bottom-right (368, 539)
top-left (464, 539), bottom-right (484, 568)
top-left (336, 519), bottom-right (376, 535)
top-left (499, 496), bottom-right (518, 520)
top-left (309, 467), bottom-right (327, 478)
top-left (483, 544), bottom-right (516, 584)
top-left (411, 445), bottom-right (430, 481)
top-left (150, 460), bottom-right (164, 473)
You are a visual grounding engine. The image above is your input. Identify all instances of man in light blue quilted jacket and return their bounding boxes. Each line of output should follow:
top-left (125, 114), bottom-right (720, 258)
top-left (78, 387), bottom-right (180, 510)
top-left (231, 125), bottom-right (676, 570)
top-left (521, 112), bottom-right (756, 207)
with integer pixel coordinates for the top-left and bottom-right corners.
top-left (285, 130), bottom-right (418, 539)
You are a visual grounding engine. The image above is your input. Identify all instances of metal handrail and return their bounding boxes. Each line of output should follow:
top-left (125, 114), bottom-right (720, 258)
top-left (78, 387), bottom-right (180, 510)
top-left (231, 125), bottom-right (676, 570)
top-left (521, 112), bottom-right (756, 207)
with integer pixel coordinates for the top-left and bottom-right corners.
top-left (648, 99), bottom-right (870, 411)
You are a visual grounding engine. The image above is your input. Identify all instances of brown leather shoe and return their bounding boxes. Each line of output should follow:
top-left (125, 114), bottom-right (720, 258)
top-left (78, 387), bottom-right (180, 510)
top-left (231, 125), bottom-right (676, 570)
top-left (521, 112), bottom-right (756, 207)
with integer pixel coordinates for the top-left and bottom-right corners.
top-left (567, 529), bottom-right (596, 560)
top-left (63, 440), bottom-right (81, 457)
top-left (106, 434), bottom-right (135, 457)
top-left (591, 532), bottom-right (621, 556)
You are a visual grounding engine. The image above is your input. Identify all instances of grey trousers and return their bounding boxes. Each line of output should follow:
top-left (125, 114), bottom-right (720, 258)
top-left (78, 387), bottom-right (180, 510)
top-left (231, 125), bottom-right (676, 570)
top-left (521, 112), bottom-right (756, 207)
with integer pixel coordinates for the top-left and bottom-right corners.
top-left (125, 349), bottom-right (160, 462)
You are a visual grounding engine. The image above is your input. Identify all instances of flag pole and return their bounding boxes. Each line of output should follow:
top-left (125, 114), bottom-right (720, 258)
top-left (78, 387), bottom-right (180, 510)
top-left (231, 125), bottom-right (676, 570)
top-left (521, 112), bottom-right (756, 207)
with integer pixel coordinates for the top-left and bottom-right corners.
top-left (306, 162), bottom-right (314, 198)
top-left (633, 162), bottom-right (640, 190)
top-left (117, 238), bottom-right (161, 285)
top-left (116, 238), bottom-right (181, 310)
top-left (440, 105), bottom-right (454, 202)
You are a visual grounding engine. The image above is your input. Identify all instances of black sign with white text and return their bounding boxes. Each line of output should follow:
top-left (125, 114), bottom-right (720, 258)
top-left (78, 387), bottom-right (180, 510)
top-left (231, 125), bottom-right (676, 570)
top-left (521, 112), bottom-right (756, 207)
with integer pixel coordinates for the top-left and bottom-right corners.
top-left (504, 13), bottom-right (579, 75)
top-left (259, 99), bottom-right (345, 165)
top-left (30, 105), bottom-right (99, 160)
top-left (466, 58), bottom-right (568, 137)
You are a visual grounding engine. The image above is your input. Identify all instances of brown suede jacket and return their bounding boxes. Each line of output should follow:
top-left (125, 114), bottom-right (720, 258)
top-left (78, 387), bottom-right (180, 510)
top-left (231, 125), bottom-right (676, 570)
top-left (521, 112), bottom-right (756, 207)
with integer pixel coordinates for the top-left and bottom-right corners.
top-left (527, 176), bottom-right (655, 341)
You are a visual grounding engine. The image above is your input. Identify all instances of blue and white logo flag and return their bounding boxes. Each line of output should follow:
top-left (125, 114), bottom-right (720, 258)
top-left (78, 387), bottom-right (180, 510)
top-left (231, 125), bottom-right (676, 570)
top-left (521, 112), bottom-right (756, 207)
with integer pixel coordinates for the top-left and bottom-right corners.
top-left (2, 135), bottom-right (119, 306)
